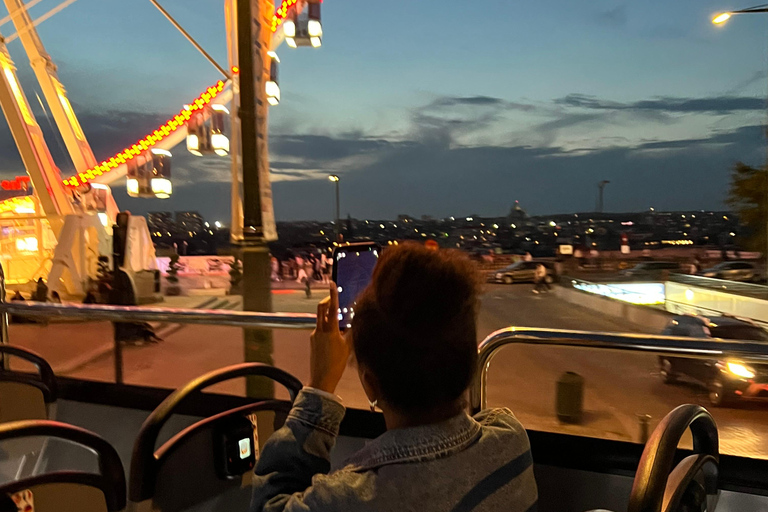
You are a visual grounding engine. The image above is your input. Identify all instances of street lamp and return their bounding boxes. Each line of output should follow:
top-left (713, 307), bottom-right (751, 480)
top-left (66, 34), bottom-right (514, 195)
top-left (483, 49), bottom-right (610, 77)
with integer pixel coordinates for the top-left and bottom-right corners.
top-left (329, 175), bottom-right (340, 242)
top-left (712, 4), bottom-right (768, 266)
top-left (597, 180), bottom-right (610, 213)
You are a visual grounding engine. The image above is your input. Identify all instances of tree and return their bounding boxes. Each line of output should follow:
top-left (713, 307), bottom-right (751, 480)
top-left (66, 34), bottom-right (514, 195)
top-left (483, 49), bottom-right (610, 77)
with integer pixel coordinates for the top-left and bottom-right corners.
top-left (166, 254), bottom-right (182, 296)
top-left (727, 162), bottom-right (768, 253)
top-left (229, 256), bottom-right (243, 295)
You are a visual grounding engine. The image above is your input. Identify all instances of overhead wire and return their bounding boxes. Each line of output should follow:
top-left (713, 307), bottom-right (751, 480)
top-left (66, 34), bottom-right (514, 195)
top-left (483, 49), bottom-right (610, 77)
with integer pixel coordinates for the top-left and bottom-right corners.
top-left (5, 0), bottom-right (79, 43)
top-left (0, 0), bottom-right (45, 28)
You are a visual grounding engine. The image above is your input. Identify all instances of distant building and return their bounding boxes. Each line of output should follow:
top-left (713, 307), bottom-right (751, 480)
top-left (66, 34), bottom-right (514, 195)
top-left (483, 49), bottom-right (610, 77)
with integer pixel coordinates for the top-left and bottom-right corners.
top-left (147, 212), bottom-right (175, 236)
top-left (176, 211), bottom-right (206, 236)
top-left (504, 201), bottom-right (528, 229)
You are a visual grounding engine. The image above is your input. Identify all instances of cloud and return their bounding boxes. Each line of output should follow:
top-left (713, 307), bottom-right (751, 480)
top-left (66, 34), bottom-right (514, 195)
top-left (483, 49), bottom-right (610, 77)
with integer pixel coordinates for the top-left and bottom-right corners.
top-left (556, 93), bottom-right (765, 114)
top-left (727, 70), bottom-right (768, 94)
top-left (3, 93), bottom-right (763, 225)
top-left (597, 5), bottom-right (628, 28)
top-left (408, 94), bottom-right (537, 146)
top-left (427, 96), bottom-right (535, 111)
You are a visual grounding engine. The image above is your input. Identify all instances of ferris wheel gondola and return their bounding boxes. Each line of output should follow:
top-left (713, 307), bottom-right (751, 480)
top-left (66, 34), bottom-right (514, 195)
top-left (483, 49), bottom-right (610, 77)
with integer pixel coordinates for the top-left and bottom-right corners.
top-left (186, 104), bottom-right (230, 157)
top-left (126, 148), bottom-right (172, 199)
top-left (283, 2), bottom-right (322, 48)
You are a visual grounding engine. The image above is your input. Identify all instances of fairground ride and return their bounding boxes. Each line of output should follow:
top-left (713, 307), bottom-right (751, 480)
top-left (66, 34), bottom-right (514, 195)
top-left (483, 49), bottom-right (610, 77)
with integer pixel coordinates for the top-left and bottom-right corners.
top-left (0, 0), bottom-right (320, 297)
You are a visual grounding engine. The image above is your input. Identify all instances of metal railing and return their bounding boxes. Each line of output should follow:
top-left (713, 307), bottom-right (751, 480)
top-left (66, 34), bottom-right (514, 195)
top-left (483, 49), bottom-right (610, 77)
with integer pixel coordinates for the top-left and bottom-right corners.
top-left (6, 263), bottom-right (768, 414)
top-left (0, 262), bottom-right (315, 383)
top-left (469, 327), bottom-right (768, 414)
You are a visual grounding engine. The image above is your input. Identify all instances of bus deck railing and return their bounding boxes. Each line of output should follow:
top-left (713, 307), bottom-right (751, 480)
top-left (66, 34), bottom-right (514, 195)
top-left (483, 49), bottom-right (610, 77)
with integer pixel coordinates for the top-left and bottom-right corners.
top-left (470, 327), bottom-right (768, 414)
top-left (5, 265), bottom-right (768, 407)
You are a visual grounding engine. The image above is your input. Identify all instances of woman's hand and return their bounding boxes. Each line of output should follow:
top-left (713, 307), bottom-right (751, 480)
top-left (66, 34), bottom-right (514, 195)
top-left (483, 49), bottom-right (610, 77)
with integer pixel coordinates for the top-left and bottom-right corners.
top-left (309, 283), bottom-right (350, 394)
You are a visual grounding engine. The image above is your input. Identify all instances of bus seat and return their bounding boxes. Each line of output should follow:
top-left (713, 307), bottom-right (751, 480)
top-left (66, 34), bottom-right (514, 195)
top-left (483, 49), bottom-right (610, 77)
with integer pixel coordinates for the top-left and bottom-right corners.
top-left (0, 345), bottom-right (58, 423)
top-left (629, 404), bottom-right (718, 512)
top-left (127, 363), bottom-right (302, 512)
top-left (0, 347), bottom-right (58, 480)
top-left (0, 420), bottom-right (126, 512)
top-left (584, 404), bottom-right (718, 512)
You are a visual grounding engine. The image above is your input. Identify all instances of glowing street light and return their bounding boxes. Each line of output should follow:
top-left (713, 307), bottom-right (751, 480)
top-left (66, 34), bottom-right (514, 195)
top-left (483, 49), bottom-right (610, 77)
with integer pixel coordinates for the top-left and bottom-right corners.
top-left (710, 3), bottom-right (768, 268)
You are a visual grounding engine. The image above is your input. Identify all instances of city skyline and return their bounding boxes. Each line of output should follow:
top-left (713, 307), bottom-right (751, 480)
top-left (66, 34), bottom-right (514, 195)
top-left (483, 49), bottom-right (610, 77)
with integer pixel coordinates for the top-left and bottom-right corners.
top-left (0, 0), bottom-right (766, 222)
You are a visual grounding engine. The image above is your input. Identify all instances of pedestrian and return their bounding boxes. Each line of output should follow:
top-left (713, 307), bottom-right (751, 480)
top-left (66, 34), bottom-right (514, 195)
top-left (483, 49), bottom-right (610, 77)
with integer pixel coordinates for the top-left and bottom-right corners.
top-left (574, 248), bottom-right (584, 269)
top-left (532, 262), bottom-right (550, 294)
top-left (323, 250), bottom-right (332, 284)
top-left (50, 291), bottom-right (61, 303)
top-left (270, 256), bottom-right (281, 282)
top-left (296, 260), bottom-right (308, 284)
top-left (32, 278), bottom-right (48, 302)
top-left (295, 254), bottom-right (306, 283)
top-left (304, 257), bottom-right (314, 285)
top-left (554, 258), bottom-right (563, 278)
top-left (313, 255), bottom-right (323, 281)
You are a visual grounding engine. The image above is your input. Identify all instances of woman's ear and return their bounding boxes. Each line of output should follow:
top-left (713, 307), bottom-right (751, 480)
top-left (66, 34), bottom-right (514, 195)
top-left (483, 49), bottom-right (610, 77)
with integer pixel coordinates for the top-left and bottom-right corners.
top-left (358, 365), bottom-right (381, 403)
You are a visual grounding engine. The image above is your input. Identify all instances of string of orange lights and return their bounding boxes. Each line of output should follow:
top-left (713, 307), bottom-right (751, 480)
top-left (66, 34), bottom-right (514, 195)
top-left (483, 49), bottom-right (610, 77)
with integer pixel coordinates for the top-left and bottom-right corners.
top-left (1, 0), bottom-right (299, 215)
top-left (56, 0), bottom-right (298, 191)
top-left (62, 80), bottom-right (227, 189)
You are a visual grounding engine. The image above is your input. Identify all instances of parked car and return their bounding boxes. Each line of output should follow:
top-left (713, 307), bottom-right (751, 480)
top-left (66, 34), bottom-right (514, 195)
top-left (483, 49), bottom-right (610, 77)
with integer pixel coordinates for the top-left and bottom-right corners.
top-left (493, 261), bottom-right (555, 284)
top-left (698, 261), bottom-right (763, 283)
top-left (659, 315), bottom-right (768, 406)
top-left (620, 261), bottom-right (680, 280)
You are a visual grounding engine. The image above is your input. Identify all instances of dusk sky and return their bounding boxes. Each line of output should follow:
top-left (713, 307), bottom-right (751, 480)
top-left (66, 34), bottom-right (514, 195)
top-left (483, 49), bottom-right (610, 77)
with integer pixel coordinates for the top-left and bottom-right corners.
top-left (1, 0), bottom-right (768, 222)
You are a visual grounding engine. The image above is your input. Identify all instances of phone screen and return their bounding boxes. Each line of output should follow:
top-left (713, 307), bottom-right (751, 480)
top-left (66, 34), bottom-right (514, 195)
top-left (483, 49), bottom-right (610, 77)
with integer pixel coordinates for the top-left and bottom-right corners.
top-left (332, 243), bottom-right (380, 330)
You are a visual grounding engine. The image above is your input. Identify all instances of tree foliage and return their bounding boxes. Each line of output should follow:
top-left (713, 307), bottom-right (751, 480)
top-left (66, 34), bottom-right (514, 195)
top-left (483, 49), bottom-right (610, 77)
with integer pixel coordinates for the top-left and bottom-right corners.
top-left (727, 162), bottom-right (768, 253)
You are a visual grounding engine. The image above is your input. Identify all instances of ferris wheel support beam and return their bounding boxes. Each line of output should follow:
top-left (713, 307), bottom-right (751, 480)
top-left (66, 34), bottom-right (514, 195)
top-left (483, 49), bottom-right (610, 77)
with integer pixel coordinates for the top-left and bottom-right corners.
top-left (3, 0), bottom-right (97, 175)
top-left (0, 34), bottom-right (71, 226)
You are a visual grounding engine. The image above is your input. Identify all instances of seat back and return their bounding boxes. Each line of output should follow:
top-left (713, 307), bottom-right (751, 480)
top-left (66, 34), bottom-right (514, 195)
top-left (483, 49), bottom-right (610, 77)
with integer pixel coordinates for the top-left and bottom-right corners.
top-left (0, 345), bottom-right (57, 422)
top-left (0, 420), bottom-right (126, 512)
top-left (150, 404), bottom-right (289, 512)
top-left (128, 363), bottom-right (301, 512)
top-left (0, 346), bottom-right (58, 479)
top-left (629, 404), bottom-right (719, 512)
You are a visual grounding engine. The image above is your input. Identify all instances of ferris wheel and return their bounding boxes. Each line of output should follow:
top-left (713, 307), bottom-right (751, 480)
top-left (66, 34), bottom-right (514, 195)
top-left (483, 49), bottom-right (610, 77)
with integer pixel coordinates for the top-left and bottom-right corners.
top-left (0, 0), bottom-right (323, 294)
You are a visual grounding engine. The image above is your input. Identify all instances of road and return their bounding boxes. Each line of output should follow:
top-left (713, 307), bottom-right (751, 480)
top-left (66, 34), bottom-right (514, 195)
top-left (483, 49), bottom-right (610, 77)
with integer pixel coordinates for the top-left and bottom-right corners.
top-left (479, 284), bottom-right (768, 458)
top-left (7, 283), bottom-right (768, 459)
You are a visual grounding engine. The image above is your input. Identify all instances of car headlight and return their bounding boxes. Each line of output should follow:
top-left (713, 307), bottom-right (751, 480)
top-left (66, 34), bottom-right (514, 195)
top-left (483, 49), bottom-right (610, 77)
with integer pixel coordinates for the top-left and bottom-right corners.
top-left (727, 362), bottom-right (756, 379)
top-left (495, 273), bottom-right (502, 279)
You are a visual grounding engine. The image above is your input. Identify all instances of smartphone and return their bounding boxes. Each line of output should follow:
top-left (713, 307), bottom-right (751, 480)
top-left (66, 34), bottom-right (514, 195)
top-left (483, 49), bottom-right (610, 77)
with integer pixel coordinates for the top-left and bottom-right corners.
top-left (332, 242), bottom-right (381, 330)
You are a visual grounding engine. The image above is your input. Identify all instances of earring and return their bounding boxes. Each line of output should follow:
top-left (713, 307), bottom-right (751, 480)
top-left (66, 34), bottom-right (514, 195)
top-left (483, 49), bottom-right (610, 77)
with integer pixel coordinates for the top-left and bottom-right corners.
top-left (369, 399), bottom-right (378, 412)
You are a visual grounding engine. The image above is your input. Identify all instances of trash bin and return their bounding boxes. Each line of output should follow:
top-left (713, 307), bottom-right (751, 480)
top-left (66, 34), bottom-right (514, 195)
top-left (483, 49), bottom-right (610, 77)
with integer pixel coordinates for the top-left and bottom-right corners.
top-left (556, 372), bottom-right (584, 424)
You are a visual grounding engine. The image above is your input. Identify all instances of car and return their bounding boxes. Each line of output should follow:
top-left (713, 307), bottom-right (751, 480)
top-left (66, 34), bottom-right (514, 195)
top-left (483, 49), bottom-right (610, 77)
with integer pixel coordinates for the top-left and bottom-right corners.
top-left (658, 315), bottom-right (768, 406)
top-left (620, 261), bottom-right (680, 280)
top-left (698, 261), bottom-right (763, 283)
top-left (493, 261), bottom-right (555, 284)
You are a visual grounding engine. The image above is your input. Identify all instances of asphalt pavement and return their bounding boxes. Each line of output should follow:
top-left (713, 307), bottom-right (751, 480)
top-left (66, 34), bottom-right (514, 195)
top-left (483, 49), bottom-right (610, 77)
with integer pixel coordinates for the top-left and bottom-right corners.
top-left (479, 283), bottom-right (768, 458)
top-left (7, 283), bottom-right (768, 459)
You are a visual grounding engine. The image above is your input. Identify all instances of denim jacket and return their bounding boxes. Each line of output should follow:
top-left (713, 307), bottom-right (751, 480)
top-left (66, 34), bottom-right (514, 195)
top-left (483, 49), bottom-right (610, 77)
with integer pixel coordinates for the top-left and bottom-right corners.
top-left (250, 389), bottom-right (538, 512)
